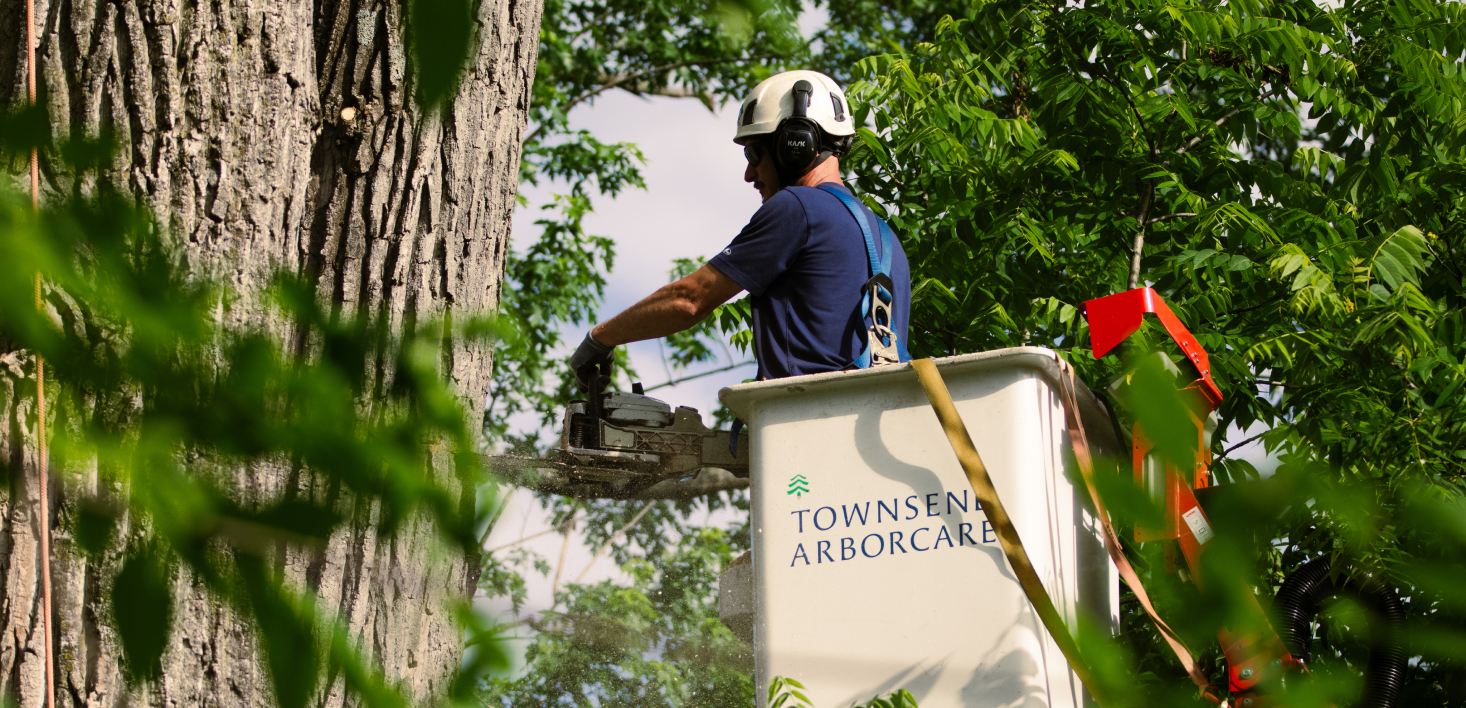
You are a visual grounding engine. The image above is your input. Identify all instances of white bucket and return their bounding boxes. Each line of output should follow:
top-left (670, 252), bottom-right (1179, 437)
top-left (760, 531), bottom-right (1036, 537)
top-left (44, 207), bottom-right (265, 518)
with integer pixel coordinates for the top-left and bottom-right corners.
top-left (719, 347), bottom-right (1121, 708)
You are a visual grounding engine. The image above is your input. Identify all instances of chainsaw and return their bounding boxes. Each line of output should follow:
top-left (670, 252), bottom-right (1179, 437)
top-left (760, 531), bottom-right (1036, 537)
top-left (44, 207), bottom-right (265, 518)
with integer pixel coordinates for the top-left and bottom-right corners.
top-left (488, 362), bottom-right (749, 498)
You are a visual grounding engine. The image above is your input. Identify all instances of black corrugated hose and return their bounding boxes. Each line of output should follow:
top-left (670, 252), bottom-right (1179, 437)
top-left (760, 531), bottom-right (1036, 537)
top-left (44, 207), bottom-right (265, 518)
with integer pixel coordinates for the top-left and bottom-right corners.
top-left (1274, 557), bottom-right (1407, 708)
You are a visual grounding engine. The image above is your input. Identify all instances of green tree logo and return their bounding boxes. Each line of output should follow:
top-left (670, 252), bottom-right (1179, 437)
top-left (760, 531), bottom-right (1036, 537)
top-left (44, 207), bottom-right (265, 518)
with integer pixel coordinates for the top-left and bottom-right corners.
top-left (787, 475), bottom-right (809, 497)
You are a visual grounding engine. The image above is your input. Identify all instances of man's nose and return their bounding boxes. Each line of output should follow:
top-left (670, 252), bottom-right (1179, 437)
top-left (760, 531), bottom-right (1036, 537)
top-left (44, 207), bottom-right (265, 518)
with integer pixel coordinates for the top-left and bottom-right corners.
top-left (744, 162), bottom-right (756, 183)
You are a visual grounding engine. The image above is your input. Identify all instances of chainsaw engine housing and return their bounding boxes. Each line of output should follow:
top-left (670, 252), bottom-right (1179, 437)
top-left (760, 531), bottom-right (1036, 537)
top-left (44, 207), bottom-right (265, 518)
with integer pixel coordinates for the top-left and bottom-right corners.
top-left (557, 389), bottom-right (748, 485)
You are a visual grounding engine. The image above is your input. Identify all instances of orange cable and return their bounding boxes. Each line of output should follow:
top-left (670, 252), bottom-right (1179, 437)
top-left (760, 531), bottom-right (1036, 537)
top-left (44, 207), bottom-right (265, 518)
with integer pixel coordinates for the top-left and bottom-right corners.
top-left (27, 0), bottom-right (57, 704)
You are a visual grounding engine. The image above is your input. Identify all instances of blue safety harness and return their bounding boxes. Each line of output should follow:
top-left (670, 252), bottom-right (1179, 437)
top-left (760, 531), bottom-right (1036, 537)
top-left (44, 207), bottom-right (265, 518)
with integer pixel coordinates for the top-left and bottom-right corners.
top-left (729, 186), bottom-right (911, 457)
top-left (816, 184), bottom-right (912, 368)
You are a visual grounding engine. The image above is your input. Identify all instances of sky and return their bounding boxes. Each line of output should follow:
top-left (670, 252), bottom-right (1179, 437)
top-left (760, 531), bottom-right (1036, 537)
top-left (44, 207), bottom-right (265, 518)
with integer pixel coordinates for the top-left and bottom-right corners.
top-left (506, 93), bottom-right (761, 433)
top-left (481, 91), bottom-right (758, 670)
top-left (476, 8), bottom-right (833, 671)
top-left (480, 63), bottom-right (1281, 673)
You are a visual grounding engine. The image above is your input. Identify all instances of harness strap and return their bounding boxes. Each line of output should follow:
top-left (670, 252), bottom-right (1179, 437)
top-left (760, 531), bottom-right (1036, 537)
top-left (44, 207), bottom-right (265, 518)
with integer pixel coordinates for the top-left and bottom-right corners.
top-left (818, 184), bottom-right (888, 276)
top-left (816, 185), bottom-right (907, 367)
top-left (879, 219), bottom-right (913, 363)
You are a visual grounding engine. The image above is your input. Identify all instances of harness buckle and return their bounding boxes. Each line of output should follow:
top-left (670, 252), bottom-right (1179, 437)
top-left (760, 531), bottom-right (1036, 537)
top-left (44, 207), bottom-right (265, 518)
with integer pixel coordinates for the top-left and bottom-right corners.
top-left (864, 273), bottom-right (901, 366)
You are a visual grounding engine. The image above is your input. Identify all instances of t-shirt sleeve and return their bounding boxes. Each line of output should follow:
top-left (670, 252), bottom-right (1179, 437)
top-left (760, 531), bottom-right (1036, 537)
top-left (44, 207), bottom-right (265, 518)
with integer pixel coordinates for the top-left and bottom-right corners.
top-left (708, 190), bottom-right (809, 297)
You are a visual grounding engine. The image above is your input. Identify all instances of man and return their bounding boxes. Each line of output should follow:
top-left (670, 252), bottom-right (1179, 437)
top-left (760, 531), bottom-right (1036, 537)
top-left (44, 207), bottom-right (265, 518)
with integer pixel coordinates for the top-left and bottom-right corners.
top-left (569, 70), bottom-right (911, 387)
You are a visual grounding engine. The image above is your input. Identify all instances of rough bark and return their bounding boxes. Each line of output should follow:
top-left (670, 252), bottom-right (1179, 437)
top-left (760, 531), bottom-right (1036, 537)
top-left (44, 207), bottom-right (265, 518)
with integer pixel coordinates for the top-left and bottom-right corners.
top-left (0, 0), bottom-right (541, 704)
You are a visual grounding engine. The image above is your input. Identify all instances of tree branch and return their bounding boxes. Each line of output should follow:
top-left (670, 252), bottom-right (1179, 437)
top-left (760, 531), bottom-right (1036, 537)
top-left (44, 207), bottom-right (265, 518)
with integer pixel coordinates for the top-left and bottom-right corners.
top-left (644, 360), bottom-right (754, 392)
top-left (1216, 431), bottom-right (1267, 461)
top-left (1091, 68), bottom-right (1157, 156)
top-left (573, 500), bottom-right (657, 584)
top-left (1164, 87), bottom-right (1285, 160)
top-left (523, 55), bottom-right (775, 145)
top-left (485, 525), bottom-right (563, 555)
top-left (566, 8), bottom-right (616, 44)
top-left (1127, 183), bottom-right (1156, 289)
top-left (1145, 212), bottom-right (1197, 225)
top-left (550, 510), bottom-right (577, 596)
top-left (487, 455), bottom-right (750, 500)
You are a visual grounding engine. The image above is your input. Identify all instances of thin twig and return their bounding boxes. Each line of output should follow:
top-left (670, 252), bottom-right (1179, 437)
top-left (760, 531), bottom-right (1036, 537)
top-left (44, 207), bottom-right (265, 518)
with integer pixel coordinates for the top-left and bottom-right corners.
top-left (516, 495), bottom-right (532, 538)
top-left (485, 525), bottom-right (563, 555)
top-left (1092, 68), bottom-right (1157, 156)
top-left (1216, 431), bottom-right (1267, 461)
top-left (566, 8), bottom-right (615, 44)
top-left (523, 55), bottom-right (774, 144)
top-left (573, 501), bottom-right (658, 584)
top-left (1225, 295), bottom-right (1284, 316)
top-left (644, 361), bottom-right (754, 392)
top-left (1174, 107), bottom-right (1244, 156)
top-left (1424, 241), bottom-right (1464, 281)
top-left (549, 510), bottom-right (577, 597)
top-left (1166, 87), bottom-right (1285, 160)
top-left (1145, 212), bottom-right (1197, 225)
top-left (477, 488), bottom-right (518, 547)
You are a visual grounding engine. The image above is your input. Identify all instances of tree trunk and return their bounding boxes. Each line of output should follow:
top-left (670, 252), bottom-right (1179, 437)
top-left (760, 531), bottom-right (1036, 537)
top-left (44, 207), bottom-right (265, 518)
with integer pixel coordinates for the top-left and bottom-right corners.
top-left (0, 0), bottom-right (541, 704)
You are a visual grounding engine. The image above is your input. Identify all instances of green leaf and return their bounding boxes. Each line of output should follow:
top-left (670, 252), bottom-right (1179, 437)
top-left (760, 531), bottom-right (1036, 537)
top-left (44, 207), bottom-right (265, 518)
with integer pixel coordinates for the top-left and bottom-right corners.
top-left (112, 545), bottom-right (174, 685)
top-left (243, 558), bottom-right (321, 708)
top-left (408, 0), bottom-right (474, 111)
top-left (1370, 225), bottom-right (1428, 291)
top-left (74, 498), bottom-right (117, 557)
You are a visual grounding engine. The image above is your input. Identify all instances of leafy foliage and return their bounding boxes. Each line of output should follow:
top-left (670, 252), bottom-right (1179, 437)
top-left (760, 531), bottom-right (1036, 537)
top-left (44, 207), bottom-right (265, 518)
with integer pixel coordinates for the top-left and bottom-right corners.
top-left (480, 527), bottom-right (754, 707)
top-left (827, 0), bottom-right (1466, 702)
top-left (408, 0), bottom-right (475, 109)
top-left (0, 141), bottom-right (506, 707)
top-left (110, 543), bottom-right (173, 683)
top-left (484, 192), bottom-right (620, 451)
top-left (487, 0), bottom-right (1466, 703)
top-left (767, 675), bottom-right (920, 708)
top-left (849, 688), bottom-right (919, 708)
top-left (484, 0), bottom-right (808, 452)
top-left (767, 676), bottom-right (812, 708)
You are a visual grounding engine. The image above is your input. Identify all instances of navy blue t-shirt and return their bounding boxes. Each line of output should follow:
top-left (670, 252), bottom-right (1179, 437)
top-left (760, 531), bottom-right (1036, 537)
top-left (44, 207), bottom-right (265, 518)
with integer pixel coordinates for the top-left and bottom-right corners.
top-left (709, 183), bottom-right (911, 380)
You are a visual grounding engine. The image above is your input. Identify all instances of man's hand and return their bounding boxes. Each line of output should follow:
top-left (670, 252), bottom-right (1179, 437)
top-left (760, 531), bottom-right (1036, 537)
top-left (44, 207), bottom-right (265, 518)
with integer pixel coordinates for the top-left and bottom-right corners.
top-left (569, 333), bottom-right (614, 391)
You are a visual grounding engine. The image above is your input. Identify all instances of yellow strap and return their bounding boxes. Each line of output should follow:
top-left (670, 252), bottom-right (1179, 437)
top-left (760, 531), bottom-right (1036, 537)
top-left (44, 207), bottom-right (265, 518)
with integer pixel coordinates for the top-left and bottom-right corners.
top-left (911, 359), bottom-right (1107, 707)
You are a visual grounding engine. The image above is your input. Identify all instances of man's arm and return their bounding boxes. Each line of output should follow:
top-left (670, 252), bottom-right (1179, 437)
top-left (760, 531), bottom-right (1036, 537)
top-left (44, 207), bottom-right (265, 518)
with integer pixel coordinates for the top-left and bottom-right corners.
top-left (591, 263), bottom-right (744, 346)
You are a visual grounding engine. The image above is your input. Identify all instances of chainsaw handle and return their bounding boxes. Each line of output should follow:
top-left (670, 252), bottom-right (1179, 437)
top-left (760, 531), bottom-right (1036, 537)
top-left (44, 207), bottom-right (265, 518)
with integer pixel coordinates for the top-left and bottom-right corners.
top-left (583, 359), bottom-right (613, 449)
top-left (587, 361), bottom-right (611, 416)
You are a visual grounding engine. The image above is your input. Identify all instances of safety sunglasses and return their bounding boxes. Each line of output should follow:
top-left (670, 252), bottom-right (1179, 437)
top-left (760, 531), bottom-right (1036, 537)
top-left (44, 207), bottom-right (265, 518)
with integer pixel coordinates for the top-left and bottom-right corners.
top-left (743, 142), bottom-right (763, 168)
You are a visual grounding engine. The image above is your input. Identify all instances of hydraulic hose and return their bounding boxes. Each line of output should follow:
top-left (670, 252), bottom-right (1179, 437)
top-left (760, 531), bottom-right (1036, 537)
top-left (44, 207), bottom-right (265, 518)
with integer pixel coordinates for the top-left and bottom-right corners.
top-left (1274, 557), bottom-right (1406, 708)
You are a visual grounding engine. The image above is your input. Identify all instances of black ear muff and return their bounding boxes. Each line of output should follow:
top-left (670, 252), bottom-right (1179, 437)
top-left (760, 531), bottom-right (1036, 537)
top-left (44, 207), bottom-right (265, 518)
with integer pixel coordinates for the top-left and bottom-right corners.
top-left (774, 80), bottom-right (820, 177)
top-left (775, 122), bottom-right (818, 170)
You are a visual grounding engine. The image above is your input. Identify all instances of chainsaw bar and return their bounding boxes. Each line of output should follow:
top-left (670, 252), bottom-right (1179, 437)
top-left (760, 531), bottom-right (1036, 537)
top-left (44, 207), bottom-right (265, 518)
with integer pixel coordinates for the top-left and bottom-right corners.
top-left (484, 452), bottom-right (746, 500)
top-left (486, 374), bottom-right (749, 499)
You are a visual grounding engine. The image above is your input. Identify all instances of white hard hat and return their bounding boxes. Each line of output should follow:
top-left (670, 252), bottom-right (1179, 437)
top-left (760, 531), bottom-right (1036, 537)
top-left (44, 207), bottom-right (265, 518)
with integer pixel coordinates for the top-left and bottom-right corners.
top-left (733, 70), bottom-right (855, 145)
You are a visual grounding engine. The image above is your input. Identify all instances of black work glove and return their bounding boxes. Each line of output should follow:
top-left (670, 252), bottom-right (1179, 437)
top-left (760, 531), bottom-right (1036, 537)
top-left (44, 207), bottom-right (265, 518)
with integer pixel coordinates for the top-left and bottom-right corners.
top-left (569, 332), bottom-right (614, 391)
